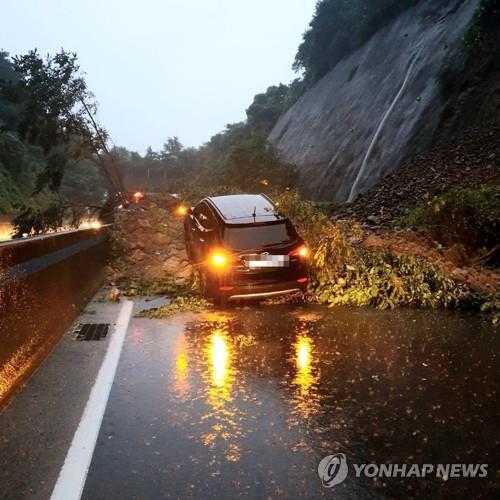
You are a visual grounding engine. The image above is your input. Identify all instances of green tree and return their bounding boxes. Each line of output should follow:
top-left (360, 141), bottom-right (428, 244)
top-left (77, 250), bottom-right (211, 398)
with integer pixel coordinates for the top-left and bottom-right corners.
top-left (10, 50), bottom-right (107, 193)
top-left (0, 50), bottom-right (20, 130)
top-left (246, 80), bottom-right (306, 134)
top-left (293, 0), bottom-right (419, 84)
top-left (0, 49), bottom-right (114, 236)
top-left (159, 136), bottom-right (183, 162)
top-left (222, 132), bottom-right (296, 192)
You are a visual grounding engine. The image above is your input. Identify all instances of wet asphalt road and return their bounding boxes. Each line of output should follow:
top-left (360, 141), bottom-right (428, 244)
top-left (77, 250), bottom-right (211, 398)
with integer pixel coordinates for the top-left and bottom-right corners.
top-left (1, 298), bottom-right (499, 499)
top-left (79, 304), bottom-right (498, 499)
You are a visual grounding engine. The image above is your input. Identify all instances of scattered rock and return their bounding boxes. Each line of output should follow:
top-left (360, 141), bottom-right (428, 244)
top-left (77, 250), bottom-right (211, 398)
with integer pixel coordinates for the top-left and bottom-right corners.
top-left (363, 232), bottom-right (500, 294)
top-left (443, 244), bottom-right (468, 267)
top-left (366, 215), bottom-right (381, 225)
top-left (137, 218), bottom-right (151, 229)
top-left (332, 124), bottom-right (500, 226)
top-left (131, 249), bottom-right (147, 262)
top-left (151, 233), bottom-right (169, 246)
top-left (130, 240), bottom-right (145, 250)
top-left (162, 256), bottom-right (181, 274)
top-left (107, 194), bottom-right (194, 290)
top-left (108, 287), bottom-right (121, 302)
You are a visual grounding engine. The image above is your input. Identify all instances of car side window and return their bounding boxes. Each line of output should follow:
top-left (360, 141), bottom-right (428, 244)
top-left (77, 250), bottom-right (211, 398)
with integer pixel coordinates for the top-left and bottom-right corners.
top-left (193, 203), bottom-right (216, 231)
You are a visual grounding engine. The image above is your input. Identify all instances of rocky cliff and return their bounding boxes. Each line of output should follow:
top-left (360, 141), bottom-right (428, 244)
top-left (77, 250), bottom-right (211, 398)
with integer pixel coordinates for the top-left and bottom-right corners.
top-left (270, 0), bottom-right (480, 202)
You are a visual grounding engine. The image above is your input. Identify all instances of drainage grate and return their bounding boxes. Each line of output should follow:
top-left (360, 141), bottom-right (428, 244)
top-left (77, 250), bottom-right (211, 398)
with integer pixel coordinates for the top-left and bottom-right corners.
top-left (75, 323), bottom-right (110, 341)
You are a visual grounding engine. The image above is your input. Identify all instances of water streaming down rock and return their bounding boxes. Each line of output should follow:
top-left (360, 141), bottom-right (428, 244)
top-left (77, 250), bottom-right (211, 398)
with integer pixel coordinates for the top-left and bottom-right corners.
top-left (269, 0), bottom-right (479, 201)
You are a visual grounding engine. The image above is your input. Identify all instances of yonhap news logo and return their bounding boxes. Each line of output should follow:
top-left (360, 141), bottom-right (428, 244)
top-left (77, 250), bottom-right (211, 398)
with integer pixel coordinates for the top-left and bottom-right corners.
top-left (317, 454), bottom-right (488, 488)
top-left (317, 454), bottom-right (349, 488)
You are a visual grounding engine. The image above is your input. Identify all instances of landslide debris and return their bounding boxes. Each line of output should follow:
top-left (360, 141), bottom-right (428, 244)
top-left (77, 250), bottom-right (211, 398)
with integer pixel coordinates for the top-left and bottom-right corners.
top-left (106, 194), bottom-right (194, 295)
top-left (331, 124), bottom-right (500, 226)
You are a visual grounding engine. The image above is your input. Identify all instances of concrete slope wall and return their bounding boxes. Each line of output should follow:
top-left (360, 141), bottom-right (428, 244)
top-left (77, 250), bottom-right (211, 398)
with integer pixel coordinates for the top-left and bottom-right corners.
top-left (270, 0), bottom-right (479, 201)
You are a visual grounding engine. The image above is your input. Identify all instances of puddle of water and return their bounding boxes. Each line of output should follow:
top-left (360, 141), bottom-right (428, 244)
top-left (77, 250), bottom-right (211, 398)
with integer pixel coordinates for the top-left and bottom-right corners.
top-left (177, 306), bottom-right (499, 497)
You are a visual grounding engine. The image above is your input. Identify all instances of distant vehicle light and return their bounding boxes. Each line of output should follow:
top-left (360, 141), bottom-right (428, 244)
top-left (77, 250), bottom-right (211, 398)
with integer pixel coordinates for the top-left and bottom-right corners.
top-left (133, 191), bottom-right (145, 203)
top-left (297, 277), bottom-right (308, 284)
top-left (80, 219), bottom-right (102, 230)
top-left (0, 222), bottom-right (13, 241)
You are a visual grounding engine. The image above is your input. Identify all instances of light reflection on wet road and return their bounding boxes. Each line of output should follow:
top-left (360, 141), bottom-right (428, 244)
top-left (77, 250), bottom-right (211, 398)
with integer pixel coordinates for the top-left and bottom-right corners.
top-left (82, 305), bottom-right (499, 499)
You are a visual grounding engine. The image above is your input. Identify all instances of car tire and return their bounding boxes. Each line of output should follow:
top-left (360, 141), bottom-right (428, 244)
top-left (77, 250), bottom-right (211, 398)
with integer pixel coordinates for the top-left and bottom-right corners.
top-left (185, 233), bottom-right (194, 261)
top-left (199, 270), bottom-right (210, 298)
top-left (212, 293), bottom-right (227, 308)
top-left (199, 271), bottom-right (228, 307)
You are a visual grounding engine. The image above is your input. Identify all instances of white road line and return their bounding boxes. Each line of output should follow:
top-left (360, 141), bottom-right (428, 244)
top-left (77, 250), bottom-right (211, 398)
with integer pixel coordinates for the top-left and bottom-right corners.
top-left (50, 300), bottom-right (134, 500)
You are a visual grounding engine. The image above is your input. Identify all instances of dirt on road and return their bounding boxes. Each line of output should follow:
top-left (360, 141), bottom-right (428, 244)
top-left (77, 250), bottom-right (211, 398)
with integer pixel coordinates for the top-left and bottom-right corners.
top-left (106, 195), bottom-right (194, 293)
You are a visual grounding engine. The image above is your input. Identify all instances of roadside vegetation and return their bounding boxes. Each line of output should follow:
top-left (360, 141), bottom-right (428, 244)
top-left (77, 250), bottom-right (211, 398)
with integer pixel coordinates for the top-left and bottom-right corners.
top-left (439, 0), bottom-right (500, 99)
top-left (396, 186), bottom-right (499, 259)
top-left (462, 0), bottom-right (500, 54)
top-left (275, 190), bottom-right (474, 310)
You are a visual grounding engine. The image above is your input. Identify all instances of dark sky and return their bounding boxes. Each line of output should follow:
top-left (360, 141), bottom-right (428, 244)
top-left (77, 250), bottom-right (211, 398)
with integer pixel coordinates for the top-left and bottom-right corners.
top-left (3, 0), bottom-right (316, 153)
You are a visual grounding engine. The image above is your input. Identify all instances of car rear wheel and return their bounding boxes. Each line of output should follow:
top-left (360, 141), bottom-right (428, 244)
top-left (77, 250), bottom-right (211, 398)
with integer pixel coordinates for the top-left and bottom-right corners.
top-left (185, 234), bottom-right (194, 261)
top-left (212, 293), bottom-right (227, 307)
top-left (199, 270), bottom-right (209, 297)
top-left (199, 270), bottom-right (227, 307)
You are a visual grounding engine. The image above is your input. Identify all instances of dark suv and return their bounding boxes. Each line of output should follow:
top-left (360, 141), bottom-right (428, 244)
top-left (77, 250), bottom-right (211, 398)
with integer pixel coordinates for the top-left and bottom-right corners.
top-left (183, 194), bottom-right (309, 303)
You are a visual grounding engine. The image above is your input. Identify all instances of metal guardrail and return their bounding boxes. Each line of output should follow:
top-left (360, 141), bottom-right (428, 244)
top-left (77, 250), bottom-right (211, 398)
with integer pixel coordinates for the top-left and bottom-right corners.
top-left (0, 226), bottom-right (111, 410)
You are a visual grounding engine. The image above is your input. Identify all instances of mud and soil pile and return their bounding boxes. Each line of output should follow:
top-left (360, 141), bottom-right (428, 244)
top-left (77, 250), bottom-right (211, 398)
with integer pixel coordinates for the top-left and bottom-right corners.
top-left (363, 231), bottom-right (500, 295)
top-left (331, 124), bottom-right (500, 226)
top-left (106, 194), bottom-right (193, 291)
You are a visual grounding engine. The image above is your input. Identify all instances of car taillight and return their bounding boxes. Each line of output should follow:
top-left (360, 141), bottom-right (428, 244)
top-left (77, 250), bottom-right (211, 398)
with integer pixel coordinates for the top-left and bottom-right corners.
top-left (289, 244), bottom-right (309, 258)
top-left (176, 205), bottom-right (188, 216)
top-left (210, 251), bottom-right (229, 268)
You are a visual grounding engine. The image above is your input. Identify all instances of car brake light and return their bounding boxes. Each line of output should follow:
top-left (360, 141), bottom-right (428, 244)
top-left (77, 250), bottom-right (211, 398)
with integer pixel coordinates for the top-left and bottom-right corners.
top-left (297, 277), bottom-right (308, 284)
top-left (219, 286), bottom-right (234, 292)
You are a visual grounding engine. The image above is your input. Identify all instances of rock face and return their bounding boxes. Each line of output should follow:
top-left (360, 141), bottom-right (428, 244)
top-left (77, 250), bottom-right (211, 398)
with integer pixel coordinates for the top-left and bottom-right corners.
top-left (331, 125), bottom-right (500, 225)
top-left (269, 0), bottom-right (479, 202)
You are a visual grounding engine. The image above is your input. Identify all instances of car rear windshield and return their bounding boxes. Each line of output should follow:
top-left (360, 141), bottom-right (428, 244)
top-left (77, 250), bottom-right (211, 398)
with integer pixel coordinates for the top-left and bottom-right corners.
top-left (222, 222), bottom-right (297, 251)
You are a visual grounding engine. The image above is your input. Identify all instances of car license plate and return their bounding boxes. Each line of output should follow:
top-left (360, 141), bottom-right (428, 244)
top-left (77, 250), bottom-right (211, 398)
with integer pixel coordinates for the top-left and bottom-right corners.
top-left (244, 254), bottom-right (289, 269)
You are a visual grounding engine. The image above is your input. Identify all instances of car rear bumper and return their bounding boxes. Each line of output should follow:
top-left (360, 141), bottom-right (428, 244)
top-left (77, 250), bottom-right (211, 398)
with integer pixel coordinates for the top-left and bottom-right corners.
top-left (228, 287), bottom-right (302, 301)
top-left (221, 278), bottom-right (308, 301)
